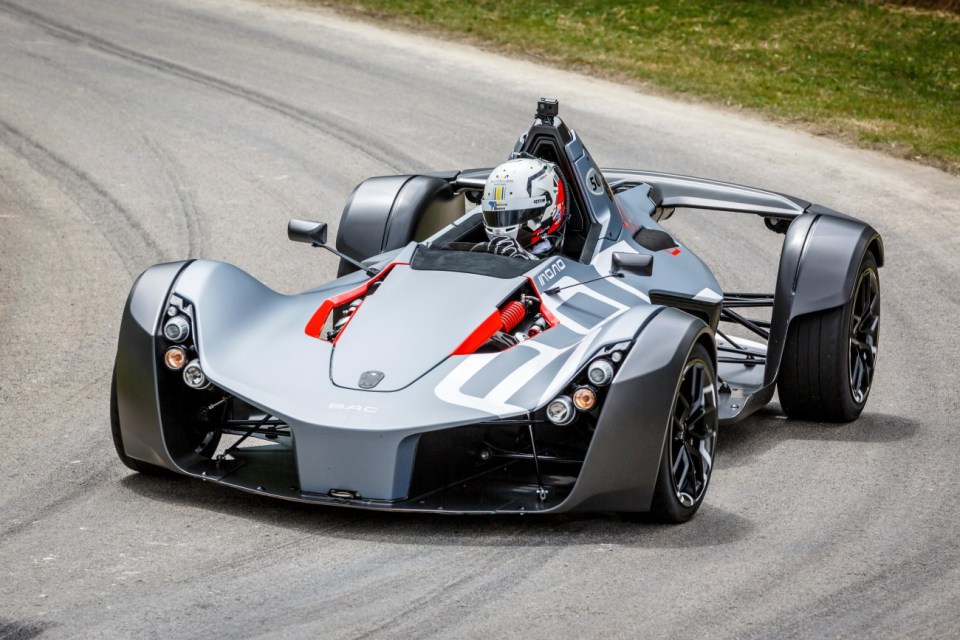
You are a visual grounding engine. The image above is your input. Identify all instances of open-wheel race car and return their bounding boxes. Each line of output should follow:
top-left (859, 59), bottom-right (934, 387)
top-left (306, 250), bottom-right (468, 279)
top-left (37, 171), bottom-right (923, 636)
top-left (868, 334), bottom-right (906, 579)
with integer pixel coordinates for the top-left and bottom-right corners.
top-left (111, 99), bottom-right (882, 522)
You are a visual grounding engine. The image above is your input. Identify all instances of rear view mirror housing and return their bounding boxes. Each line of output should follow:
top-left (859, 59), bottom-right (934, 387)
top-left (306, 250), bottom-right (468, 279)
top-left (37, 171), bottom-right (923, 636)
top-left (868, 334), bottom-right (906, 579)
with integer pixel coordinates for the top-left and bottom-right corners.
top-left (288, 219), bottom-right (328, 246)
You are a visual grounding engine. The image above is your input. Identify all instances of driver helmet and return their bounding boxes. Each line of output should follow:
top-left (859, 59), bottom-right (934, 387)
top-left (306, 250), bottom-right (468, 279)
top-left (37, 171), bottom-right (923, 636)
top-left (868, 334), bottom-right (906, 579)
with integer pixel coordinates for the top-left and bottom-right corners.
top-left (481, 158), bottom-right (565, 245)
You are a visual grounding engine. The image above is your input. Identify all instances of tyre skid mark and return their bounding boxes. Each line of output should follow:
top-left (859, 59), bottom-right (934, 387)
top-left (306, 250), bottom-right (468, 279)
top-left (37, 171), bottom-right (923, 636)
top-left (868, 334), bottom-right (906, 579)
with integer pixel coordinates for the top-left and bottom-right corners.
top-left (0, 487), bottom-right (91, 543)
top-left (341, 533), bottom-right (555, 640)
top-left (165, 3), bottom-right (400, 85)
top-left (730, 542), bottom-right (960, 640)
top-left (348, 571), bottom-right (480, 640)
top-left (0, 119), bottom-right (165, 274)
top-left (0, 0), bottom-right (421, 173)
top-left (0, 438), bottom-right (119, 544)
top-left (0, 617), bottom-right (51, 640)
top-left (140, 135), bottom-right (204, 258)
top-left (165, 518), bottom-right (356, 585)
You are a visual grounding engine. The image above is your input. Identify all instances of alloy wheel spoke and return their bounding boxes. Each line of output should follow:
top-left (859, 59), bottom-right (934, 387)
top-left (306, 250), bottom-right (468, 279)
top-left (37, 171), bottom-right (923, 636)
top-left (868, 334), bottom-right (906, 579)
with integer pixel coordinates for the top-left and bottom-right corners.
top-left (688, 365), bottom-right (704, 414)
top-left (687, 404), bottom-right (706, 426)
top-left (848, 269), bottom-right (879, 404)
top-left (687, 412), bottom-right (711, 439)
top-left (670, 358), bottom-right (719, 507)
top-left (853, 355), bottom-right (865, 392)
top-left (673, 446), bottom-right (690, 490)
top-left (677, 395), bottom-right (690, 423)
top-left (684, 440), bottom-right (702, 486)
top-left (852, 312), bottom-right (864, 333)
top-left (867, 285), bottom-right (878, 314)
top-left (699, 439), bottom-right (713, 475)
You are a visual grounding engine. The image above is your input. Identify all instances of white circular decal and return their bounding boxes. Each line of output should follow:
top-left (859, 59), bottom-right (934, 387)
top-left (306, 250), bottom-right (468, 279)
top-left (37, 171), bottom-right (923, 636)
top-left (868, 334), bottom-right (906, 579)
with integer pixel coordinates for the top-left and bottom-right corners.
top-left (585, 168), bottom-right (604, 196)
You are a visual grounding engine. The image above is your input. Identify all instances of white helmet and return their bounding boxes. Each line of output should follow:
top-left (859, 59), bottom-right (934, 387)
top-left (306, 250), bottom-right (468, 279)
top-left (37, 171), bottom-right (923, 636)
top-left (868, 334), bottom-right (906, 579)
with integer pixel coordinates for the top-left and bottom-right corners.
top-left (481, 158), bottom-right (566, 243)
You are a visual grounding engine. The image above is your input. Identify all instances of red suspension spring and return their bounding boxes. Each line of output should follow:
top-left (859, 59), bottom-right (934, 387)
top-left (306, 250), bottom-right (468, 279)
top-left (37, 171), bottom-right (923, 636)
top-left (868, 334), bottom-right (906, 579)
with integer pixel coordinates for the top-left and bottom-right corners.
top-left (499, 301), bottom-right (526, 332)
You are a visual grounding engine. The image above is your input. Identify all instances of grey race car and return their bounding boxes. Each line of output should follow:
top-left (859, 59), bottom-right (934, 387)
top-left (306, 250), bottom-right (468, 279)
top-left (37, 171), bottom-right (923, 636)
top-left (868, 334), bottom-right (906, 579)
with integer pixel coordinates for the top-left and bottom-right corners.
top-left (111, 99), bottom-right (883, 522)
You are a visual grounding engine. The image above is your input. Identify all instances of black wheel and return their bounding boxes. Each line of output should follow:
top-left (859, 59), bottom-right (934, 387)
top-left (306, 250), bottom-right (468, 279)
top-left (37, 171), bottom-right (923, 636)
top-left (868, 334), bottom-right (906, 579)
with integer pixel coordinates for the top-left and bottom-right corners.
top-left (110, 370), bottom-right (175, 476)
top-left (648, 343), bottom-right (719, 524)
top-left (778, 251), bottom-right (880, 422)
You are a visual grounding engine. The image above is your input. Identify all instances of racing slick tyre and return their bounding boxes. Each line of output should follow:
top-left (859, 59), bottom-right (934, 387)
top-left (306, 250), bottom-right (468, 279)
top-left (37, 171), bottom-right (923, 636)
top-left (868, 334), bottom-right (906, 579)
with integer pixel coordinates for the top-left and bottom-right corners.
top-left (648, 343), bottom-right (719, 524)
top-left (110, 371), bottom-right (175, 477)
top-left (778, 251), bottom-right (880, 423)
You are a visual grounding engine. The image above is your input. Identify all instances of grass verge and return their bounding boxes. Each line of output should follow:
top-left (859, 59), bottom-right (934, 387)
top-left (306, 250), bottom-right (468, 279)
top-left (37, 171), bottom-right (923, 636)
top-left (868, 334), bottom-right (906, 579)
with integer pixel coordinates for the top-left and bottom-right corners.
top-left (308, 0), bottom-right (960, 173)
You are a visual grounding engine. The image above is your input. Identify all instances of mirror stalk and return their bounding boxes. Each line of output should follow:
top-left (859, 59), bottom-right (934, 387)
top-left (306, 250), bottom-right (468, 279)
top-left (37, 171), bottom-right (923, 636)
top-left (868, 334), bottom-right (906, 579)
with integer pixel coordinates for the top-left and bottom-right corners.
top-left (288, 219), bottom-right (380, 278)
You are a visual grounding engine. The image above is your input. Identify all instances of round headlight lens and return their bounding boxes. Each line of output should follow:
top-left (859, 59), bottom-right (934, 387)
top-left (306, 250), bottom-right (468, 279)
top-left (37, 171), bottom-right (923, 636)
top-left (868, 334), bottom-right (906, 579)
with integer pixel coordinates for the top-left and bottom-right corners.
top-left (572, 386), bottom-right (597, 411)
top-left (587, 358), bottom-right (614, 386)
top-left (546, 396), bottom-right (575, 426)
top-left (163, 346), bottom-right (188, 370)
top-left (182, 359), bottom-right (210, 389)
top-left (164, 315), bottom-right (190, 343)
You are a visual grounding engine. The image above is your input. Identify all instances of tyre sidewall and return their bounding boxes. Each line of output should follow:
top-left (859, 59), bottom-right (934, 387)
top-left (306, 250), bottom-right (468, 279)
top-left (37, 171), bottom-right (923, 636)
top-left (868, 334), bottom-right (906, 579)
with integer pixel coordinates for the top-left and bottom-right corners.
top-left (839, 252), bottom-right (880, 419)
top-left (649, 343), bottom-right (718, 524)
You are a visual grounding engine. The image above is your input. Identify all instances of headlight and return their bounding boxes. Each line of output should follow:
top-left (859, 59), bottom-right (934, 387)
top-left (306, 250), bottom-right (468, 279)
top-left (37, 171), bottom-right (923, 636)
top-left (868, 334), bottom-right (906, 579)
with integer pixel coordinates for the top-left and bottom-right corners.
top-left (164, 315), bottom-right (190, 342)
top-left (546, 396), bottom-right (575, 426)
top-left (163, 346), bottom-right (188, 370)
top-left (586, 358), bottom-right (614, 386)
top-left (572, 386), bottom-right (597, 411)
top-left (182, 359), bottom-right (210, 389)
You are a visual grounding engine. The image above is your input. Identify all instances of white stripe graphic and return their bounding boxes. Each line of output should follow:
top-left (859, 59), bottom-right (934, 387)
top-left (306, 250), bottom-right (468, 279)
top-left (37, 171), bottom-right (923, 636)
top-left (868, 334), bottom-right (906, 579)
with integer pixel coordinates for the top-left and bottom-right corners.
top-left (434, 353), bottom-right (525, 417)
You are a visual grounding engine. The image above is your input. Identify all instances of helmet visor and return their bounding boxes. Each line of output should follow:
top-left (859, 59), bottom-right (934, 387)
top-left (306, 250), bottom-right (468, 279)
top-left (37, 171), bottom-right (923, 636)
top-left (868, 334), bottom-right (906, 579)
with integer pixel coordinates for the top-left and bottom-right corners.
top-left (481, 206), bottom-right (546, 230)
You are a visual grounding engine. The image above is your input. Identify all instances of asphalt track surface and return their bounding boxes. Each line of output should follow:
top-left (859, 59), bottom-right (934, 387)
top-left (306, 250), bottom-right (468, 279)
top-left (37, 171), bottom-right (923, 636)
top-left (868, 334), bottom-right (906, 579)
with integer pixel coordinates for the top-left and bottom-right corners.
top-left (1, 1), bottom-right (958, 638)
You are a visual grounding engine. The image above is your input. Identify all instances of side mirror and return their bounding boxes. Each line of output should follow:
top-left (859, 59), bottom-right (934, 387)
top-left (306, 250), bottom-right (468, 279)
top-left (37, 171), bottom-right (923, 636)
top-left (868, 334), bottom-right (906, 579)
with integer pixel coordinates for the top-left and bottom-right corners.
top-left (611, 252), bottom-right (653, 277)
top-left (288, 219), bottom-right (328, 246)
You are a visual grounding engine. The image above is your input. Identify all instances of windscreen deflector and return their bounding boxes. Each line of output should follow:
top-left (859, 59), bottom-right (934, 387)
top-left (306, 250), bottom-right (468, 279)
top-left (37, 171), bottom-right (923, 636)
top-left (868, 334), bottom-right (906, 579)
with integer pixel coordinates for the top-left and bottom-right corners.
top-left (411, 246), bottom-right (541, 279)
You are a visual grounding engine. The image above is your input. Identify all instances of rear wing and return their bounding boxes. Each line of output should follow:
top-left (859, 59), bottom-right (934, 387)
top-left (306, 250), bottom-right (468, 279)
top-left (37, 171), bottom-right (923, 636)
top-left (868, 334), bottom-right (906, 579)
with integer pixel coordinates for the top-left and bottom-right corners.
top-left (602, 169), bottom-right (809, 227)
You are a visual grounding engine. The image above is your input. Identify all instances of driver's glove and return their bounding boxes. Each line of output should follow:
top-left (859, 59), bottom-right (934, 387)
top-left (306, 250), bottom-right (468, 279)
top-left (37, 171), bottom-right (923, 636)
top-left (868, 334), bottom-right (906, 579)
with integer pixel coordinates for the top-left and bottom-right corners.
top-left (488, 235), bottom-right (537, 260)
